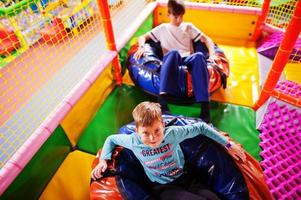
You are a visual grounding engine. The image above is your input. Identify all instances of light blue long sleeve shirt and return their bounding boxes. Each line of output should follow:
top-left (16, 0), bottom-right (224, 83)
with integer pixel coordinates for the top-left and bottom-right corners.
top-left (100, 122), bottom-right (228, 184)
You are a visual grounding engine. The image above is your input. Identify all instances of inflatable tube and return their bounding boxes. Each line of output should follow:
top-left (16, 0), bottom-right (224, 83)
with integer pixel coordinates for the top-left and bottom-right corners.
top-left (126, 41), bottom-right (230, 100)
top-left (90, 115), bottom-right (273, 200)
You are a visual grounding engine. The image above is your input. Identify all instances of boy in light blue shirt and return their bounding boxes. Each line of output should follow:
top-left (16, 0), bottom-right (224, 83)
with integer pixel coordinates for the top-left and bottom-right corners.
top-left (91, 101), bottom-right (245, 199)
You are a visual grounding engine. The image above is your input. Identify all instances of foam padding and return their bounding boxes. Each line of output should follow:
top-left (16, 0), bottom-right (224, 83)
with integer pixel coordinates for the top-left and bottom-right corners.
top-left (170, 101), bottom-right (261, 160)
top-left (259, 100), bottom-right (301, 200)
top-left (77, 84), bottom-right (156, 154)
top-left (275, 80), bottom-right (301, 99)
top-left (211, 43), bottom-right (260, 107)
top-left (79, 84), bottom-right (260, 160)
top-left (39, 150), bottom-right (95, 200)
top-left (61, 65), bottom-right (115, 147)
top-left (1, 126), bottom-right (71, 200)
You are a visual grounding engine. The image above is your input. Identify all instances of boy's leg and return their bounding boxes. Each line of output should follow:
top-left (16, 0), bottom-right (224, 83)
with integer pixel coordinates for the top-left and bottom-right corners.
top-left (158, 93), bottom-right (170, 114)
top-left (152, 184), bottom-right (206, 200)
top-left (159, 50), bottom-right (182, 113)
top-left (184, 52), bottom-right (210, 123)
top-left (200, 101), bottom-right (210, 123)
top-left (188, 180), bottom-right (221, 200)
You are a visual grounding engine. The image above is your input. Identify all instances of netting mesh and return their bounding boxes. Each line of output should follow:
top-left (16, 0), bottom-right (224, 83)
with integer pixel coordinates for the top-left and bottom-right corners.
top-left (0, 0), bottom-right (150, 170)
top-left (267, 0), bottom-right (300, 65)
top-left (187, 0), bottom-right (299, 27)
top-left (187, 0), bottom-right (261, 7)
top-left (0, 0), bottom-right (141, 168)
top-left (265, 0), bottom-right (297, 29)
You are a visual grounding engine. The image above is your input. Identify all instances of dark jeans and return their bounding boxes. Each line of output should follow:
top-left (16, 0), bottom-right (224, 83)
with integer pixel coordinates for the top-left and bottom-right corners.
top-left (149, 172), bottom-right (220, 200)
top-left (160, 50), bottom-right (209, 102)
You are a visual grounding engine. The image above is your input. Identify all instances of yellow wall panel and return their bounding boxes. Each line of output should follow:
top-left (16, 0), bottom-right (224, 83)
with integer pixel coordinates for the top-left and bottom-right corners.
top-left (39, 151), bottom-right (94, 200)
top-left (211, 42), bottom-right (260, 107)
top-left (156, 6), bottom-right (258, 42)
top-left (61, 65), bottom-right (115, 146)
top-left (284, 63), bottom-right (301, 84)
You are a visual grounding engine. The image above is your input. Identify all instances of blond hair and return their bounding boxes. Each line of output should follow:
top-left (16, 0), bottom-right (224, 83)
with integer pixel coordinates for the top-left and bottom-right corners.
top-left (132, 101), bottom-right (162, 127)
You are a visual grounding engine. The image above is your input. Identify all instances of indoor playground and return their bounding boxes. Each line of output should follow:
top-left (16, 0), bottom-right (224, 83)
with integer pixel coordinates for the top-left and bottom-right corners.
top-left (0, 0), bottom-right (300, 199)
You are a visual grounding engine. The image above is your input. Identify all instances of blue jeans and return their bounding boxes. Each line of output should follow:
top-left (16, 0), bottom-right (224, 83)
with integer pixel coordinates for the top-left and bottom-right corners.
top-left (159, 50), bottom-right (209, 102)
top-left (150, 172), bottom-right (220, 200)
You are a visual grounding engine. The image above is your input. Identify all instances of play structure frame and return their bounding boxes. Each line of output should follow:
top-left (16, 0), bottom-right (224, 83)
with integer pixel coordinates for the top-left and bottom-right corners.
top-left (0, 0), bottom-right (300, 197)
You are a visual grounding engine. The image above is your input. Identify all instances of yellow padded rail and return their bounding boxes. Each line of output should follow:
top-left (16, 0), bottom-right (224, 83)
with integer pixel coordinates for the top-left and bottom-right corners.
top-left (61, 65), bottom-right (115, 146)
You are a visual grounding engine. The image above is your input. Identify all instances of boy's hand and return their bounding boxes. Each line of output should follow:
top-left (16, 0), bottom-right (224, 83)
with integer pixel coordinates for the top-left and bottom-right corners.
top-left (134, 46), bottom-right (145, 60)
top-left (207, 54), bottom-right (220, 66)
top-left (91, 159), bottom-right (108, 180)
top-left (227, 142), bottom-right (246, 162)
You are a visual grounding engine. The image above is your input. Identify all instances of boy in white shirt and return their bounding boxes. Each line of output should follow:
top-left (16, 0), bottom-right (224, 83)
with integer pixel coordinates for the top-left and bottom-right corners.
top-left (134, 0), bottom-right (220, 123)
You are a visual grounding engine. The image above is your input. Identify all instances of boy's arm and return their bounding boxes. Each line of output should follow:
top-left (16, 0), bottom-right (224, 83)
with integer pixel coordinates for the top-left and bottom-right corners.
top-left (100, 134), bottom-right (134, 160)
top-left (170, 122), bottom-right (228, 146)
top-left (170, 123), bottom-right (246, 161)
top-left (138, 33), bottom-right (151, 48)
top-left (199, 34), bottom-right (220, 65)
top-left (91, 159), bottom-right (108, 180)
top-left (189, 23), bottom-right (220, 65)
top-left (134, 33), bottom-right (151, 60)
top-left (92, 134), bottom-right (135, 180)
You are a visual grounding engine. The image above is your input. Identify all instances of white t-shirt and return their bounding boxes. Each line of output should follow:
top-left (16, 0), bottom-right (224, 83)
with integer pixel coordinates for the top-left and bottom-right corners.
top-left (150, 22), bottom-right (202, 57)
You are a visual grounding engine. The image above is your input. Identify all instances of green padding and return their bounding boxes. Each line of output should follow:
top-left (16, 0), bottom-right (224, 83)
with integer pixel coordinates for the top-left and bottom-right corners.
top-left (169, 102), bottom-right (261, 161)
top-left (77, 85), bottom-right (155, 154)
top-left (78, 84), bottom-right (260, 160)
top-left (1, 126), bottom-right (71, 200)
top-left (212, 102), bottom-right (260, 161)
top-left (119, 14), bottom-right (153, 74)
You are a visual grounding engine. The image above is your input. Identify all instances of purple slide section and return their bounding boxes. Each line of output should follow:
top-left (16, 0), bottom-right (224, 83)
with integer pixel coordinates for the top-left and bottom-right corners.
top-left (257, 32), bottom-right (301, 62)
top-left (259, 81), bottom-right (301, 200)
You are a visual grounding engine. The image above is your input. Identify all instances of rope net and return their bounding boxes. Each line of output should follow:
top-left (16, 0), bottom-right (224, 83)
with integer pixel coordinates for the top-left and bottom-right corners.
top-left (187, 0), bottom-right (261, 7)
top-left (0, 0), bottom-right (149, 170)
top-left (0, 0), bottom-right (128, 168)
